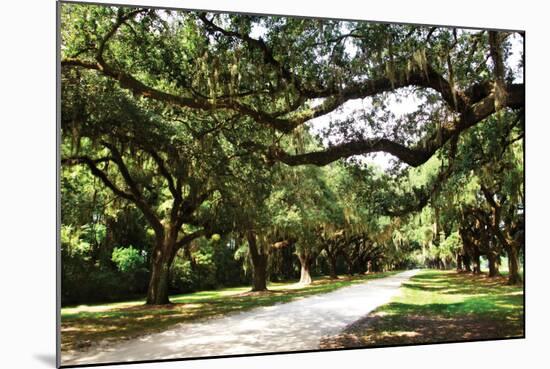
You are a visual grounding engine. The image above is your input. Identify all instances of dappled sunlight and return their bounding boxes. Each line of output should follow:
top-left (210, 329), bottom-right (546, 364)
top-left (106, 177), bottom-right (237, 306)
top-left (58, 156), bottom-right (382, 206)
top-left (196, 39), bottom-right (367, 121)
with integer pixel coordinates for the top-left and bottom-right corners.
top-left (62, 271), bottom-right (417, 365)
top-left (320, 269), bottom-right (524, 349)
top-left (56, 6), bottom-right (525, 367)
top-left (62, 277), bottom-right (359, 318)
top-left (62, 301), bottom-right (143, 315)
top-left (61, 327), bottom-right (81, 333)
top-left (136, 315), bottom-right (162, 321)
top-left (385, 331), bottom-right (420, 338)
top-left (61, 271), bottom-right (398, 354)
top-left (171, 288), bottom-right (249, 302)
top-left (507, 290), bottom-right (524, 296)
top-left (271, 283), bottom-right (308, 291)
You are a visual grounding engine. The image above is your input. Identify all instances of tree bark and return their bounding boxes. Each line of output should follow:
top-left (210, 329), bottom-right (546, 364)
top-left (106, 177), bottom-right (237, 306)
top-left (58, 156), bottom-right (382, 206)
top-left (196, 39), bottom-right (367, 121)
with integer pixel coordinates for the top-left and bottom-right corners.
top-left (487, 252), bottom-right (500, 277)
top-left (247, 232), bottom-right (268, 291)
top-left (463, 253), bottom-right (472, 272)
top-left (298, 252), bottom-right (313, 285)
top-left (480, 186), bottom-right (522, 285)
top-left (328, 254), bottom-right (338, 279)
top-left (456, 253), bottom-right (463, 271)
top-left (507, 243), bottom-right (522, 285)
top-left (342, 252), bottom-right (354, 276)
top-left (252, 257), bottom-right (268, 291)
top-left (496, 225), bottom-right (522, 285)
top-left (357, 255), bottom-right (369, 274)
top-left (472, 250), bottom-right (481, 274)
top-left (145, 227), bottom-right (204, 305)
top-left (146, 237), bottom-right (174, 305)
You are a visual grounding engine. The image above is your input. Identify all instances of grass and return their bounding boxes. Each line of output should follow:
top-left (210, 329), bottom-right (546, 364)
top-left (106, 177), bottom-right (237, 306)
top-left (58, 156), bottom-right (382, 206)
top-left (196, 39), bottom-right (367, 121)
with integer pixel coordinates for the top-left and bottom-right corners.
top-left (61, 271), bottom-right (396, 353)
top-left (320, 269), bottom-right (524, 349)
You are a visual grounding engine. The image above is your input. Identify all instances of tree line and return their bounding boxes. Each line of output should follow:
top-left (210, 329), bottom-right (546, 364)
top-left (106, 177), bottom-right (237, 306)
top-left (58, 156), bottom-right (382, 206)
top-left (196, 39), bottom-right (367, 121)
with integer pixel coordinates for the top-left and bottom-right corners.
top-left (60, 4), bottom-right (524, 305)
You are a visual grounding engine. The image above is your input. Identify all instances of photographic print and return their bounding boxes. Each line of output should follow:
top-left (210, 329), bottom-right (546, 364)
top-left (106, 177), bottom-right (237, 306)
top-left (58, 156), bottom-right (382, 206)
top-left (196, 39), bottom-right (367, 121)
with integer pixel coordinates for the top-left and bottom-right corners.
top-left (58, 1), bottom-right (525, 366)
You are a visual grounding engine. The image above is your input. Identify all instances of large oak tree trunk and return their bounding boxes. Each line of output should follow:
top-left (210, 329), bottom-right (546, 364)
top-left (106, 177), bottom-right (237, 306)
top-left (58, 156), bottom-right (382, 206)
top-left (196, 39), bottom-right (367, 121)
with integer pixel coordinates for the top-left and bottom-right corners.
top-left (463, 253), bottom-right (472, 272)
top-left (247, 232), bottom-right (268, 291)
top-left (492, 223), bottom-right (522, 285)
top-left (146, 259), bottom-right (170, 305)
top-left (252, 257), bottom-right (268, 291)
top-left (146, 237), bottom-right (174, 305)
top-left (487, 252), bottom-right (500, 277)
top-left (357, 255), bottom-right (369, 274)
top-left (342, 252), bottom-right (354, 276)
top-left (507, 243), bottom-right (522, 285)
top-left (298, 252), bottom-right (313, 285)
top-left (480, 186), bottom-right (523, 285)
top-left (456, 253), bottom-right (463, 271)
top-left (146, 228), bottom-right (201, 305)
top-left (371, 259), bottom-right (381, 273)
top-left (472, 250), bottom-right (481, 274)
top-left (328, 253), bottom-right (338, 279)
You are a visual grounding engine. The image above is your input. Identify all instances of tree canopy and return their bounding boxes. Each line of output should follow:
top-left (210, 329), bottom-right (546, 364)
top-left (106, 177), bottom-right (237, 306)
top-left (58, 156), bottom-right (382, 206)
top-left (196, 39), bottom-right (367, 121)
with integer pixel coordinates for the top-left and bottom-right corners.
top-left (60, 3), bottom-right (524, 305)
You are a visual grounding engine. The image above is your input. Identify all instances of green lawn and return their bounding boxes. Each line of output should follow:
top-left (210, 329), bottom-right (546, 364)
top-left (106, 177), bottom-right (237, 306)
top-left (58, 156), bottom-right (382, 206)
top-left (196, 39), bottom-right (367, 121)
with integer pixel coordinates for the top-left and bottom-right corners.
top-left (320, 269), bottom-right (524, 348)
top-left (61, 272), bottom-right (396, 352)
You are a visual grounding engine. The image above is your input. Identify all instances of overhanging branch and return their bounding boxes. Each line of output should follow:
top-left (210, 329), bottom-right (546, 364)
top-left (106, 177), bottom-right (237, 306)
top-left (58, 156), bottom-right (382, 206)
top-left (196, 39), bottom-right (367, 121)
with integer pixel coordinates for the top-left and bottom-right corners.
top-left (62, 155), bottom-right (135, 202)
top-left (175, 229), bottom-right (206, 249)
top-left (147, 150), bottom-right (181, 201)
top-left (274, 84), bottom-right (524, 167)
top-left (100, 141), bottom-right (164, 235)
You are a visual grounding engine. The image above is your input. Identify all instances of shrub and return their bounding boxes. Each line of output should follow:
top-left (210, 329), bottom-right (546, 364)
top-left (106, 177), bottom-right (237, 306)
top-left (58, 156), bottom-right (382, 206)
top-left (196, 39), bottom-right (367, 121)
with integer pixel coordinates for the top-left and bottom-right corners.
top-left (111, 246), bottom-right (146, 273)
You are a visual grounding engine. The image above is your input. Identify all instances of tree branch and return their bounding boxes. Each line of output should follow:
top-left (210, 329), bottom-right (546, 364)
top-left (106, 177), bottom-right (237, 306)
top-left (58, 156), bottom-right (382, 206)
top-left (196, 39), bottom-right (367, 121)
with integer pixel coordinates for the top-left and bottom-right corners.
top-left (100, 141), bottom-right (164, 235)
top-left (101, 141), bottom-right (142, 197)
top-left (198, 13), bottom-right (302, 92)
top-left (147, 149), bottom-right (181, 201)
top-left (61, 17), bottom-right (524, 169)
top-left (96, 8), bottom-right (147, 65)
top-left (62, 156), bottom-right (112, 166)
top-left (274, 84), bottom-right (524, 167)
top-left (273, 137), bottom-right (429, 167)
top-left (62, 155), bottom-right (135, 202)
top-left (61, 54), bottom-right (472, 133)
top-left (488, 31), bottom-right (508, 108)
top-left (175, 229), bottom-right (206, 249)
top-left (61, 52), bottom-right (481, 135)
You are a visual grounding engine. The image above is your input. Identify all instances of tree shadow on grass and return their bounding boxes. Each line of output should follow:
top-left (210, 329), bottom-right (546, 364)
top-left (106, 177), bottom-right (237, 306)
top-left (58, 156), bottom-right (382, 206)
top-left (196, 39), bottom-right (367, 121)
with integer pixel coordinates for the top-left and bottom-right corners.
top-left (321, 299), bottom-right (523, 349)
top-left (401, 282), bottom-right (451, 292)
top-left (405, 272), bottom-right (521, 296)
top-left (321, 310), bottom-right (523, 349)
top-left (320, 271), bottom-right (524, 350)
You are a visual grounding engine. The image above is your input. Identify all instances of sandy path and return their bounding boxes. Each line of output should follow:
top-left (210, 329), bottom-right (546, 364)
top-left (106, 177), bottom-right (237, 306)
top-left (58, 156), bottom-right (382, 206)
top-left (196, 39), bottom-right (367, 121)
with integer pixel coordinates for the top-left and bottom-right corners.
top-left (63, 269), bottom-right (419, 365)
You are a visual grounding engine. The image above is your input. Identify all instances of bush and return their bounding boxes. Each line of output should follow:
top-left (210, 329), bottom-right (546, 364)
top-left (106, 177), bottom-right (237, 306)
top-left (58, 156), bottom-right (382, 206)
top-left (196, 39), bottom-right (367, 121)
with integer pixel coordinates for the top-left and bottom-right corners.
top-left (170, 237), bottom-right (247, 293)
top-left (111, 246), bottom-right (146, 273)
